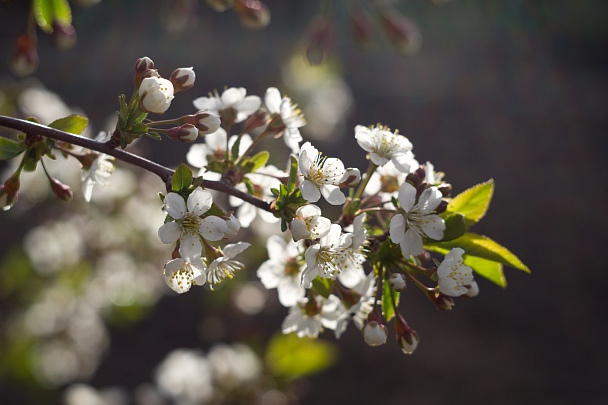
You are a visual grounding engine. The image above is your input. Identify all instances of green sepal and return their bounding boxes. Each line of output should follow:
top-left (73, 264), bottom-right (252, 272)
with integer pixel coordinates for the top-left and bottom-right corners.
top-left (192, 176), bottom-right (204, 188)
top-left (129, 123), bottom-right (149, 136)
top-left (0, 137), bottom-right (26, 161)
top-left (171, 163), bottom-right (193, 193)
top-left (49, 114), bottom-right (88, 135)
top-left (205, 202), bottom-right (227, 218)
top-left (381, 274), bottom-right (400, 321)
top-left (265, 333), bottom-right (337, 381)
top-left (22, 149), bottom-right (39, 172)
top-left (33, 0), bottom-right (72, 33)
top-left (118, 95), bottom-right (128, 124)
top-left (247, 151), bottom-right (270, 173)
top-left (270, 187), bottom-right (280, 197)
top-left (311, 277), bottom-right (333, 298)
top-left (144, 131), bottom-right (162, 141)
top-left (441, 213), bottom-right (466, 241)
top-left (158, 192), bottom-right (165, 203)
top-left (287, 155), bottom-right (298, 193)
top-left (446, 179), bottom-right (494, 227)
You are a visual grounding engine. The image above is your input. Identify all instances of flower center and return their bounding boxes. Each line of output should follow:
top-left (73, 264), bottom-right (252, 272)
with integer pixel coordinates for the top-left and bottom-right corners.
top-left (180, 213), bottom-right (203, 234)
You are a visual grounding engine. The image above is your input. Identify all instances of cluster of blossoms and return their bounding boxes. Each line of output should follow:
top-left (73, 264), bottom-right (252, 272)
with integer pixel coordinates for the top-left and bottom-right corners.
top-left (0, 58), bottom-right (526, 355)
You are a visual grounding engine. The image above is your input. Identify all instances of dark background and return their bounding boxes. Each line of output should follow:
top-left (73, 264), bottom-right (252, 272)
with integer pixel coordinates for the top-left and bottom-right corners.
top-left (1, 0), bottom-right (607, 403)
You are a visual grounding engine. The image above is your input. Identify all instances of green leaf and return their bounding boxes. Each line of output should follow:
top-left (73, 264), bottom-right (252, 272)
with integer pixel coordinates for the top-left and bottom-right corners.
top-left (426, 244), bottom-right (507, 287)
top-left (249, 151), bottom-right (269, 172)
top-left (381, 274), bottom-right (400, 321)
top-left (171, 163), bottom-right (193, 193)
top-left (441, 213), bottom-right (466, 241)
top-left (427, 232), bottom-right (529, 273)
top-left (287, 155), bottom-right (299, 193)
top-left (447, 179), bottom-right (494, 226)
top-left (144, 131), bottom-right (162, 141)
top-left (0, 137), bottom-right (26, 160)
top-left (33, 0), bottom-right (72, 33)
top-left (312, 277), bottom-right (333, 298)
top-left (265, 333), bottom-right (337, 380)
top-left (49, 114), bottom-right (88, 135)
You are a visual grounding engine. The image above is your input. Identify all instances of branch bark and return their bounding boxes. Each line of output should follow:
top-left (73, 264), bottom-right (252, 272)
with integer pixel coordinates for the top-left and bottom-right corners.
top-left (0, 115), bottom-right (272, 211)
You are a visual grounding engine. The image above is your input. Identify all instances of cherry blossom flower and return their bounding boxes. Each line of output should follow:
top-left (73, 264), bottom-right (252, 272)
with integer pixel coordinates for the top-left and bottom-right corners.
top-left (354, 124), bottom-right (414, 170)
top-left (257, 235), bottom-right (305, 307)
top-left (289, 204), bottom-right (331, 241)
top-left (139, 76), bottom-right (174, 114)
top-left (437, 248), bottom-right (476, 297)
top-left (81, 153), bottom-right (115, 203)
top-left (281, 295), bottom-right (346, 338)
top-left (334, 272), bottom-right (377, 338)
top-left (298, 142), bottom-right (347, 205)
top-left (206, 242), bottom-right (250, 286)
top-left (158, 188), bottom-right (228, 255)
top-left (186, 128), bottom-right (253, 178)
top-left (301, 224), bottom-right (348, 288)
top-left (337, 213), bottom-right (368, 288)
top-left (164, 236), bottom-right (207, 294)
top-left (264, 87), bottom-right (306, 153)
top-left (192, 87), bottom-right (261, 123)
top-left (389, 182), bottom-right (445, 258)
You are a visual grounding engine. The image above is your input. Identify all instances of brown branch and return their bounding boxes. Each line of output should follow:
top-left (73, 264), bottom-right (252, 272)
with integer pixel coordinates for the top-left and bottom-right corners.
top-left (0, 115), bottom-right (272, 211)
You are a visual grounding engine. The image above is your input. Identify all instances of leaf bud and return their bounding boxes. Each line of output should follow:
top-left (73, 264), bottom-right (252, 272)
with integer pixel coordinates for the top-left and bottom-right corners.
top-left (170, 67), bottom-right (196, 92)
top-left (395, 313), bottom-right (419, 354)
top-left (167, 124), bottom-right (199, 142)
top-left (180, 111), bottom-right (221, 134)
top-left (49, 22), bottom-right (77, 51)
top-left (10, 34), bottom-right (39, 77)
top-left (234, 0), bottom-right (271, 30)
top-left (388, 273), bottom-right (407, 291)
top-left (49, 178), bottom-right (73, 202)
top-left (378, 8), bottom-right (422, 55)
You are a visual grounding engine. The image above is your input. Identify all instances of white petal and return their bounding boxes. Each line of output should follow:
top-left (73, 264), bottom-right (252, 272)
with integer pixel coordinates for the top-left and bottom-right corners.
top-left (257, 260), bottom-right (283, 288)
top-left (370, 153), bottom-right (390, 167)
top-left (236, 95), bottom-right (262, 119)
top-left (267, 235), bottom-right (288, 261)
top-left (321, 185), bottom-right (345, 205)
top-left (338, 265), bottom-right (366, 288)
top-left (401, 229), bottom-right (423, 258)
top-left (420, 214), bottom-right (445, 240)
top-left (264, 87), bottom-right (282, 114)
top-left (180, 234), bottom-right (203, 260)
top-left (419, 187), bottom-right (443, 214)
top-left (277, 278), bottom-right (305, 307)
top-left (223, 241), bottom-right (250, 258)
top-left (158, 222), bottom-right (181, 244)
top-left (164, 192), bottom-right (187, 219)
top-left (398, 182), bottom-right (417, 212)
top-left (389, 214), bottom-right (406, 244)
top-left (299, 180), bottom-right (321, 202)
top-left (186, 143), bottom-right (210, 169)
top-left (290, 219), bottom-right (311, 241)
top-left (199, 216), bottom-right (228, 241)
top-left (221, 87), bottom-right (246, 106)
top-left (188, 188), bottom-right (213, 216)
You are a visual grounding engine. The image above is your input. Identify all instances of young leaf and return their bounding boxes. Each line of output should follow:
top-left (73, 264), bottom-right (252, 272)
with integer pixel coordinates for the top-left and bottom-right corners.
top-left (265, 333), bottom-right (337, 380)
top-left (287, 155), bottom-right (299, 193)
top-left (171, 163), bottom-right (193, 193)
top-left (381, 276), bottom-right (400, 321)
top-left (0, 138), bottom-right (26, 161)
top-left (49, 115), bottom-right (88, 135)
top-left (33, 0), bottom-right (72, 33)
top-left (311, 277), bottom-right (333, 298)
top-left (427, 232), bottom-right (529, 273)
top-left (441, 213), bottom-right (466, 241)
top-left (249, 151), bottom-right (269, 172)
top-left (447, 179), bottom-right (494, 226)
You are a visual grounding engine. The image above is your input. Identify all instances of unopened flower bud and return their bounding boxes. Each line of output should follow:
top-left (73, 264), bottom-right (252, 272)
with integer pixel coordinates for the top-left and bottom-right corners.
top-left (378, 9), bottom-right (422, 54)
top-left (1, 174), bottom-right (20, 211)
top-left (50, 178), bottom-right (73, 201)
top-left (363, 321), bottom-right (388, 347)
top-left (206, 0), bottom-right (235, 12)
top-left (395, 314), bottom-right (419, 354)
top-left (435, 199), bottom-right (448, 214)
top-left (406, 171), bottom-right (421, 187)
top-left (388, 273), bottom-right (407, 291)
top-left (465, 281), bottom-right (480, 297)
top-left (241, 109), bottom-right (268, 134)
top-left (434, 292), bottom-right (455, 310)
top-left (135, 57), bottom-right (155, 77)
top-left (167, 124), bottom-right (198, 142)
top-left (438, 183), bottom-right (452, 197)
top-left (180, 111), bottom-right (221, 135)
top-left (340, 168), bottom-right (361, 187)
top-left (10, 34), bottom-right (39, 77)
top-left (49, 22), bottom-right (77, 50)
top-left (139, 76), bottom-right (174, 114)
top-left (170, 67), bottom-right (196, 92)
top-left (234, 0), bottom-right (270, 30)
top-left (351, 9), bottom-right (374, 47)
top-left (305, 18), bottom-right (332, 65)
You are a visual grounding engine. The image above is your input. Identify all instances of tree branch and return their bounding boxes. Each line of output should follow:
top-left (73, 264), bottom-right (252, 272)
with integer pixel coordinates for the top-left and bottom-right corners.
top-left (0, 115), bottom-right (272, 212)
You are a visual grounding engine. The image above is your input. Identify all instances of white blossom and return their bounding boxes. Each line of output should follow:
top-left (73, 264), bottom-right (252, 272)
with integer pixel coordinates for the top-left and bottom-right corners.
top-left (193, 87), bottom-right (261, 123)
top-left (301, 224), bottom-right (348, 288)
top-left (257, 235), bottom-right (305, 307)
top-left (437, 248), bottom-right (476, 297)
top-left (298, 142), bottom-right (347, 205)
top-left (81, 153), bottom-right (115, 203)
top-left (389, 182), bottom-right (445, 258)
top-left (334, 272), bottom-right (377, 338)
top-left (281, 295), bottom-right (346, 338)
top-left (265, 87), bottom-right (306, 153)
top-left (355, 124), bottom-right (415, 171)
top-left (289, 204), bottom-right (331, 241)
top-left (163, 236), bottom-right (207, 294)
top-left (139, 76), bottom-right (174, 114)
top-left (206, 242), bottom-right (250, 286)
top-left (337, 213), bottom-right (368, 288)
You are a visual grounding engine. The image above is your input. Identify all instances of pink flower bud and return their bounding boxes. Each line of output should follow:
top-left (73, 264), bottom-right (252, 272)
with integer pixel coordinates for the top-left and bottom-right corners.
top-left (170, 67), bottom-right (196, 92)
top-left (49, 22), bottom-right (77, 51)
top-left (1, 174), bottom-right (20, 211)
top-left (395, 314), bottom-right (419, 354)
top-left (433, 292), bottom-right (455, 310)
top-left (135, 57), bottom-right (155, 75)
top-left (339, 168), bottom-right (361, 187)
top-left (10, 34), bottom-right (39, 77)
top-left (50, 178), bottom-right (73, 202)
top-left (168, 124), bottom-right (199, 142)
top-left (234, 0), bottom-right (270, 30)
top-left (180, 111), bottom-right (221, 134)
top-left (388, 273), bottom-right (407, 291)
top-left (378, 9), bottom-right (421, 54)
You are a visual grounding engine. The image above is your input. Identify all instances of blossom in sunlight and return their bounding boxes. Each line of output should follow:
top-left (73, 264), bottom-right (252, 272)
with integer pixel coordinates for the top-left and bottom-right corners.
top-left (302, 223), bottom-right (348, 288)
top-left (289, 204), bottom-right (331, 241)
top-left (206, 242), bottom-right (250, 286)
top-left (354, 124), bottom-right (414, 170)
top-left (257, 235), bottom-right (305, 307)
top-left (139, 76), bottom-right (174, 114)
top-left (281, 295), bottom-right (346, 338)
top-left (81, 153), bottom-right (115, 203)
top-left (265, 87), bottom-right (306, 153)
top-left (164, 237), bottom-right (208, 294)
top-left (389, 182), bottom-right (445, 258)
top-left (193, 87), bottom-right (261, 123)
top-left (336, 213), bottom-right (368, 288)
top-left (423, 161), bottom-right (445, 185)
top-left (186, 127), bottom-right (253, 178)
top-left (298, 142), bottom-right (347, 205)
top-left (437, 248), bottom-right (476, 297)
top-left (158, 188), bottom-right (228, 254)
top-left (334, 272), bottom-right (377, 338)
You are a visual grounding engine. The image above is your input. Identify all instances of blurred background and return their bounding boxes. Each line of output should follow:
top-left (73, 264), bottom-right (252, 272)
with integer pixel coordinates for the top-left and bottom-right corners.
top-left (0, 0), bottom-right (607, 404)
